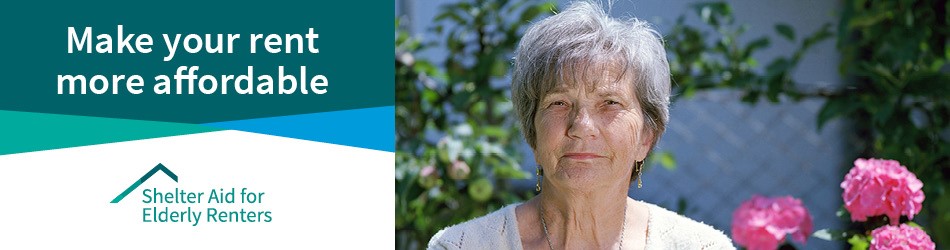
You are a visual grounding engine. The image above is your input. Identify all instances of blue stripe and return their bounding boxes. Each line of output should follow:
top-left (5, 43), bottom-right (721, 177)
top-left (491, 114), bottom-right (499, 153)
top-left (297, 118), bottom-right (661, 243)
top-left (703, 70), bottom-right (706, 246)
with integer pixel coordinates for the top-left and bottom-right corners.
top-left (203, 106), bottom-right (394, 152)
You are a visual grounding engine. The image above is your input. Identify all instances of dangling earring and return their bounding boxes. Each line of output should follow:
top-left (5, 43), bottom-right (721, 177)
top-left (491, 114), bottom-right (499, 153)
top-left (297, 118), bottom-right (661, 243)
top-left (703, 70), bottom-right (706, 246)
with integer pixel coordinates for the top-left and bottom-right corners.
top-left (634, 160), bottom-right (644, 188)
top-left (536, 166), bottom-right (543, 192)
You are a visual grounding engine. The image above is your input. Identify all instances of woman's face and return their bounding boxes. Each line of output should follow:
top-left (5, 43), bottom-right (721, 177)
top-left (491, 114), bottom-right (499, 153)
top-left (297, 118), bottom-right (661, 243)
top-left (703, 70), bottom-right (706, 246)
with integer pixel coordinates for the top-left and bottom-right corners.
top-left (533, 66), bottom-right (652, 192)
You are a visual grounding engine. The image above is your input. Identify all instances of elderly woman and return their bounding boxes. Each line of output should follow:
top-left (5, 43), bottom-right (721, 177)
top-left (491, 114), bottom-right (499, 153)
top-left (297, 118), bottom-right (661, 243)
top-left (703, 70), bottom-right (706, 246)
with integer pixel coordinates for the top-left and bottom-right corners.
top-left (428, 1), bottom-right (733, 250)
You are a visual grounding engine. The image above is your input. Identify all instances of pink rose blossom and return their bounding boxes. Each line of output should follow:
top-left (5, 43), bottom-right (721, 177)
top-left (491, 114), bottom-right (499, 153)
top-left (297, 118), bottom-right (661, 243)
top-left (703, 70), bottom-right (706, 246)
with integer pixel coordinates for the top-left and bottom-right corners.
top-left (841, 158), bottom-right (924, 225)
top-left (870, 224), bottom-right (935, 250)
top-left (732, 195), bottom-right (814, 250)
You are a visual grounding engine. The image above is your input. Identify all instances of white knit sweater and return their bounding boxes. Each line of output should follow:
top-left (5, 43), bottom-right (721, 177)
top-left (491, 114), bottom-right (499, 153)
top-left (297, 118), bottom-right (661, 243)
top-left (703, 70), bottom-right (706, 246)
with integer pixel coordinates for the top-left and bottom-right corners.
top-left (428, 201), bottom-right (735, 250)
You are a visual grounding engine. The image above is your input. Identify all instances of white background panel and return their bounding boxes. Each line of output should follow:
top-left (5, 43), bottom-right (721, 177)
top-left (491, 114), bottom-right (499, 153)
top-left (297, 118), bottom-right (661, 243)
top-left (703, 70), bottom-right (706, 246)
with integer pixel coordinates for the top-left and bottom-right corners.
top-left (0, 130), bottom-right (394, 249)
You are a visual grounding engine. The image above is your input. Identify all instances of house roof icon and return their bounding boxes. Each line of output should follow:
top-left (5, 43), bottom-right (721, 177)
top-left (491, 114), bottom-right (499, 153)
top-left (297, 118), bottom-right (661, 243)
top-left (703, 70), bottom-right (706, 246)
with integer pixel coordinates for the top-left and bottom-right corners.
top-left (110, 163), bottom-right (178, 203)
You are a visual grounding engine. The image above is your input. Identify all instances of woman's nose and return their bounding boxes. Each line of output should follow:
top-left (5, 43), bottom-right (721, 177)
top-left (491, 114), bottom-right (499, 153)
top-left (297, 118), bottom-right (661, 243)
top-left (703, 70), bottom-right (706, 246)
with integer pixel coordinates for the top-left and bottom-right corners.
top-left (567, 107), bottom-right (598, 139)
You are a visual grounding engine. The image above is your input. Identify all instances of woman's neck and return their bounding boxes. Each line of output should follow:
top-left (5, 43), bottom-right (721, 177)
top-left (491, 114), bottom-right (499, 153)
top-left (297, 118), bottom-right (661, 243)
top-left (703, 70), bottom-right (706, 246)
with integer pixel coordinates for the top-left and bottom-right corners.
top-left (536, 186), bottom-right (630, 249)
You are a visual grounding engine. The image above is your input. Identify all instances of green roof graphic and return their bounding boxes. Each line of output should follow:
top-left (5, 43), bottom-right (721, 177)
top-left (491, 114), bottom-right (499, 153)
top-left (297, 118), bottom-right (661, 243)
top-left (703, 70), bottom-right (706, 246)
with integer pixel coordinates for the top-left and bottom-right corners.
top-left (111, 163), bottom-right (178, 203)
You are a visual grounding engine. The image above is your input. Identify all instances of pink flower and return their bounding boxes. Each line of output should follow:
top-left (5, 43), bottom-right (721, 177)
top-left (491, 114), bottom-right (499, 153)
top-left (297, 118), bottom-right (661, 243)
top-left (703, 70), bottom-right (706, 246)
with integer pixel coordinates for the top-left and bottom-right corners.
top-left (732, 195), bottom-right (814, 250)
top-left (841, 158), bottom-right (925, 225)
top-left (448, 160), bottom-right (471, 180)
top-left (417, 165), bottom-right (440, 188)
top-left (870, 224), bottom-right (935, 250)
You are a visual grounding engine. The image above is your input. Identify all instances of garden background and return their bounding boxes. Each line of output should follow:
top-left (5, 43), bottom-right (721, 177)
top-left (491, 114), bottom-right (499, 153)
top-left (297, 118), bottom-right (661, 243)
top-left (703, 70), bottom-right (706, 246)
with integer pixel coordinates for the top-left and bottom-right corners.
top-left (396, 0), bottom-right (949, 249)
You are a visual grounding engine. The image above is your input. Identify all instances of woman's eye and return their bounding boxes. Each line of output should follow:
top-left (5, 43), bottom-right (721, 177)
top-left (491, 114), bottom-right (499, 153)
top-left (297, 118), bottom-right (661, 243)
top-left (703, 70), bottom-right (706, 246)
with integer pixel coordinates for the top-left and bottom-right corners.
top-left (605, 100), bottom-right (621, 105)
top-left (551, 101), bottom-right (567, 106)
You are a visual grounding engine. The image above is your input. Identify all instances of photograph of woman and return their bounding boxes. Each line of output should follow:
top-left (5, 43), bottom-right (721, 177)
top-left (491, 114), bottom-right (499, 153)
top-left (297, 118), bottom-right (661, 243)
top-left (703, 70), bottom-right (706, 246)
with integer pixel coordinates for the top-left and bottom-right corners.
top-left (427, 2), bottom-right (733, 249)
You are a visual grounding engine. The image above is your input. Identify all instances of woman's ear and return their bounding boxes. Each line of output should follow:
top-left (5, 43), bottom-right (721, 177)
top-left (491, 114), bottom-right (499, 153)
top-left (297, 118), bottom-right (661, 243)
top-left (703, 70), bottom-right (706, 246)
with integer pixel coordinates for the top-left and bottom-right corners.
top-left (639, 127), bottom-right (655, 160)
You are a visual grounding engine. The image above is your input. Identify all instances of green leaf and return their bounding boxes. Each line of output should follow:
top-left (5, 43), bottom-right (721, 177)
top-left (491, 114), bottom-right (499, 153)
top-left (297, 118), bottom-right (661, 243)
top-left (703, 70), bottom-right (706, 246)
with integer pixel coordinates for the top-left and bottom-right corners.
top-left (414, 60), bottom-right (438, 76)
top-left (676, 198), bottom-right (689, 215)
top-left (520, 1), bottom-right (554, 22)
top-left (817, 97), bottom-right (858, 129)
top-left (873, 96), bottom-right (896, 126)
top-left (489, 60), bottom-right (507, 77)
top-left (848, 10), bottom-right (892, 29)
top-left (692, 2), bottom-right (731, 26)
top-left (765, 58), bottom-right (791, 77)
top-left (869, 64), bottom-right (899, 84)
top-left (659, 152), bottom-right (677, 171)
top-left (741, 90), bottom-right (760, 103)
top-left (932, 193), bottom-right (950, 245)
top-left (813, 229), bottom-right (849, 241)
top-left (775, 23), bottom-right (795, 41)
top-left (800, 23), bottom-right (832, 51)
top-left (836, 206), bottom-right (852, 220)
top-left (682, 85), bottom-right (697, 99)
top-left (847, 234), bottom-right (869, 250)
top-left (481, 126), bottom-right (507, 139)
top-left (746, 37), bottom-right (770, 56)
top-left (434, 11), bottom-right (465, 24)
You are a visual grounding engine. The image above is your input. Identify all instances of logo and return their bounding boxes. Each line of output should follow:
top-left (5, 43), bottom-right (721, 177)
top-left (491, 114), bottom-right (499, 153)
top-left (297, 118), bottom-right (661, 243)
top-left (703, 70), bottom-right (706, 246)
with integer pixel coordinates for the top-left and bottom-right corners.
top-left (111, 163), bottom-right (178, 203)
top-left (111, 163), bottom-right (273, 226)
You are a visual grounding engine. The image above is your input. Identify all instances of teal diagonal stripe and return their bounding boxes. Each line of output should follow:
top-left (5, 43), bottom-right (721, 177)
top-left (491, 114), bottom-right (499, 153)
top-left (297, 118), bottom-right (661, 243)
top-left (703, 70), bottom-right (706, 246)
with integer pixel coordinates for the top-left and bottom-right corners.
top-left (111, 163), bottom-right (178, 203)
top-left (0, 110), bottom-right (220, 155)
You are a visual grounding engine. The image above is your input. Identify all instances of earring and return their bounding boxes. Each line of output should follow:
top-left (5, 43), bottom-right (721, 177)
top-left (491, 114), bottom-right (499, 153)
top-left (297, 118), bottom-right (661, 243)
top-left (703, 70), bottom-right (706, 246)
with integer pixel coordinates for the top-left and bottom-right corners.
top-left (634, 160), bottom-right (644, 188)
top-left (536, 166), bottom-right (543, 192)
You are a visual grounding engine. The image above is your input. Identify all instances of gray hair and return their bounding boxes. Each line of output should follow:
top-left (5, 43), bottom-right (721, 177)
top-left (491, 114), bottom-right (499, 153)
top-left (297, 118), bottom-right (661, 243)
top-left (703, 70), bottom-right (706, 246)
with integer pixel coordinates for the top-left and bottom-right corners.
top-left (511, 1), bottom-right (671, 153)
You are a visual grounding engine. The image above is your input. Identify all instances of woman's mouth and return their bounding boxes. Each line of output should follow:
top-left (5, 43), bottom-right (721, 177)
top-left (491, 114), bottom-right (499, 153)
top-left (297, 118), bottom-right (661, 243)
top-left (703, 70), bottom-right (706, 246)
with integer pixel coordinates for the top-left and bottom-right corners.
top-left (562, 153), bottom-right (604, 160)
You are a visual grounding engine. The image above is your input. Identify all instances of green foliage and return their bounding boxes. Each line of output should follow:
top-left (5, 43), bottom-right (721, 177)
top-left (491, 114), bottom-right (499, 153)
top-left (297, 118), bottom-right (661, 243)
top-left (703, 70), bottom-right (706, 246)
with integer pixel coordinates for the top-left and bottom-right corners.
top-left (831, 0), bottom-right (950, 246)
top-left (667, 2), bottom-right (833, 103)
top-left (668, 0), bottom-right (950, 247)
top-left (395, 1), bottom-right (554, 249)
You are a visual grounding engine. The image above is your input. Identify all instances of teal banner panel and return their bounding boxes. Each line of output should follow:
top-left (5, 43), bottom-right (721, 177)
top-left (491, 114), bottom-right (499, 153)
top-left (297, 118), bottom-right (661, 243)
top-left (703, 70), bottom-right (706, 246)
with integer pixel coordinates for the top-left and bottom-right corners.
top-left (0, 1), bottom-right (393, 123)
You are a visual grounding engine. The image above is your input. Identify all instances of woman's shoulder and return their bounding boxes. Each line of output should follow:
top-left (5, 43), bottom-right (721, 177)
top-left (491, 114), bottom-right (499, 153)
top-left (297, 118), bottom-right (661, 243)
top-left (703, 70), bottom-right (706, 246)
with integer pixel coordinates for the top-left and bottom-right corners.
top-left (427, 203), bottom-right (522, 250)
top-left (642, 201), bottom-right (735, 250)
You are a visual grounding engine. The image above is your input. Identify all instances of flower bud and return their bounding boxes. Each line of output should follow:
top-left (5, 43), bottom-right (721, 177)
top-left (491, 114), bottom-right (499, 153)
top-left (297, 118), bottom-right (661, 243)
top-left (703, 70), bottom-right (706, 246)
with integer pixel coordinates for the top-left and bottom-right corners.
top-left (468, 178), bottom-right (493, 202)
top-left (448, 160), bottom-right (471, 180)
top-left (417, 165), bottom-right (440, 188)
